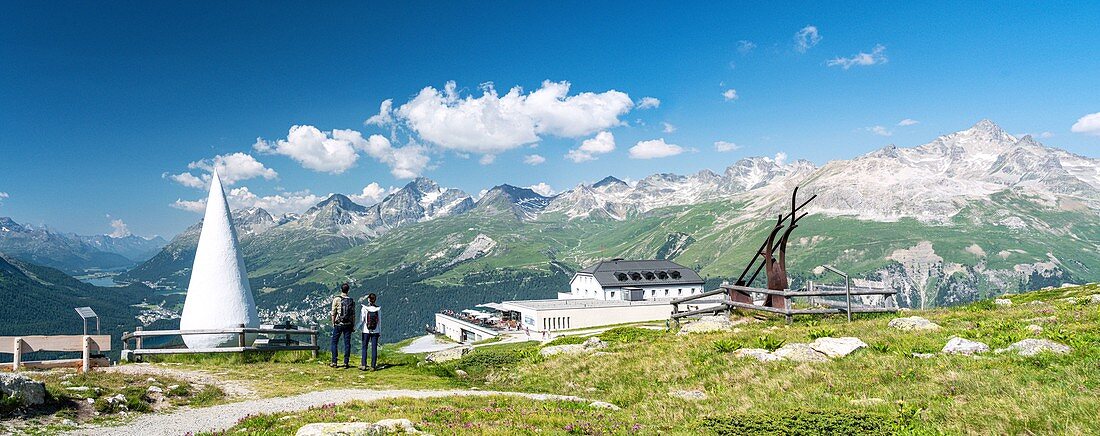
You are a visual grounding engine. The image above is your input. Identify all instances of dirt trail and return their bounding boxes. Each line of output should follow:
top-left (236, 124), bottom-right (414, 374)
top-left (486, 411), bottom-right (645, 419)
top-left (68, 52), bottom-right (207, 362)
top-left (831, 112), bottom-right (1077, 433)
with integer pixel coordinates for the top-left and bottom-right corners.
top-left (66, 388), bottom-right (591, 435)
top-left (99, 363), bottom-right (257, 398)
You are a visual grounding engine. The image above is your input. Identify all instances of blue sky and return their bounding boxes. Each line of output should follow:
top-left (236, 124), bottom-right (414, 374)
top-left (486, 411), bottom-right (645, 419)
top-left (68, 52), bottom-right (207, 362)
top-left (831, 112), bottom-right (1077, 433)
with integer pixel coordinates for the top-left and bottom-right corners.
top-left (2, 1), bottom-right (1098, 238)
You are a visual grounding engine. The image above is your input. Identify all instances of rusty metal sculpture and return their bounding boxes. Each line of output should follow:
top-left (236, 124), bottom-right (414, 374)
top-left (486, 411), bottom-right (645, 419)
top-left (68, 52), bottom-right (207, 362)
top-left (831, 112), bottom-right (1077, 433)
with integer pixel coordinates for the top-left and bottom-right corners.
top-left (729, 187), bottom-right (815, 309)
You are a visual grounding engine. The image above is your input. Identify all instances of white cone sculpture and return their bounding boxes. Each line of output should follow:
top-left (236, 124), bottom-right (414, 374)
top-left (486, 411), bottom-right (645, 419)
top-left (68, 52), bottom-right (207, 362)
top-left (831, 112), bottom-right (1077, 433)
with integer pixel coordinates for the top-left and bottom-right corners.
top-left (179, 170), bottom-right (259, 349)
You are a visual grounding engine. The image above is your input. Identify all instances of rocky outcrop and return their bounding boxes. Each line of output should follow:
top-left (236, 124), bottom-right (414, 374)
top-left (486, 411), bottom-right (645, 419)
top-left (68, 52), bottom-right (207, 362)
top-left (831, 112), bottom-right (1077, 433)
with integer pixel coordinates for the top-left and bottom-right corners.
top-left (809, 337), bottom-right (867, 358)
top-left (994, 299), bottom-right (1013, 307)
top-left (0, 373), bottom-right (46, 406)
top-left (941, 337), bottom-right (990, 355)
top-left (998, 339), bottom-right (1071, 356)
top-left (425, 346), bottom-right (471, 363)
top-left (733, 348), bottom-right (784, 362)
top-left (773, 343), bottom-right (830, 362)
top-left (888, 316), bottom-right (941, 331)
top-left (540, 337), bottom-right (607, 357)
top-left (677, 316), bottom-right (735, 334)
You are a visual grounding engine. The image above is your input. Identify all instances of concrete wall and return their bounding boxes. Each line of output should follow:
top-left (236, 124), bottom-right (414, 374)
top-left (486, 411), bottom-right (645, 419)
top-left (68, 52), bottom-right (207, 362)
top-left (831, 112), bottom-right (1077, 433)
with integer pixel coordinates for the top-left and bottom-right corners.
top-left (434, 314), bottom-right (498, 343)
top-left (512, 303), bottom-right (674, 332)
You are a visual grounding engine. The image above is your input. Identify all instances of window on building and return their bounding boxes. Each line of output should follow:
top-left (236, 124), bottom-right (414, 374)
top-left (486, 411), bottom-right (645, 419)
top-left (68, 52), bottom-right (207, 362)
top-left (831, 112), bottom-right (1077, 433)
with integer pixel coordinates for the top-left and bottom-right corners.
top-left (610, 291), bottom-right (616, 298)
top-left (664, 289), bottom-right (669, 296)
top-left (678, 289), bottom-right (683, 296)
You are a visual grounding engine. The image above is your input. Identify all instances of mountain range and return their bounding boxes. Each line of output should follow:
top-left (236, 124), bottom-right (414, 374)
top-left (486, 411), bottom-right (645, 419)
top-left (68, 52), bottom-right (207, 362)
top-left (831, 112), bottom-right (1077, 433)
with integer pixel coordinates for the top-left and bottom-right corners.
top-left (107, 120), bottom-right (1100, 338)
top-left (0, 218), bottom-right (167, 274)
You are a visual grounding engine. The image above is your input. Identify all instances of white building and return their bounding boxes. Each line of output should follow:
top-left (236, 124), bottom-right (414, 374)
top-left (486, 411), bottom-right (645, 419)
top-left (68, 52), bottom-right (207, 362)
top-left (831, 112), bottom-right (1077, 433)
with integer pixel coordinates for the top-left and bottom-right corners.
top-left (435, 259), bottom-right (717, 343)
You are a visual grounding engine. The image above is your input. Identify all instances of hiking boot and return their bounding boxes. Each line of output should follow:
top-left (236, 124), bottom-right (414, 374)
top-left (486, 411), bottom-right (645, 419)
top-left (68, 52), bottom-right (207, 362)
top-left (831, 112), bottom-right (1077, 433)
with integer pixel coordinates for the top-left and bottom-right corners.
top-left (329, 362), bottom-right (338, 368)
top-left (358, 366), bottom-right (368, 371)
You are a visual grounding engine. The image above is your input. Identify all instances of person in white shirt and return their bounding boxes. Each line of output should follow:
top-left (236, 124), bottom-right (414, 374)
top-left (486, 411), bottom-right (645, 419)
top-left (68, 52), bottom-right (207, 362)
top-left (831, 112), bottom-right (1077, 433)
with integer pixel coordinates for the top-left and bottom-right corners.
top-left (357, 292), bottom-right (381, 370)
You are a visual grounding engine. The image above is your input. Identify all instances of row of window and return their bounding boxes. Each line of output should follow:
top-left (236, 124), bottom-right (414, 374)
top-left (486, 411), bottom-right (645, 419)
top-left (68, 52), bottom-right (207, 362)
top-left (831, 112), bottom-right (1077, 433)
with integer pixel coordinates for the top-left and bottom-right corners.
top-left (544, 316), bottom-right (571, 331)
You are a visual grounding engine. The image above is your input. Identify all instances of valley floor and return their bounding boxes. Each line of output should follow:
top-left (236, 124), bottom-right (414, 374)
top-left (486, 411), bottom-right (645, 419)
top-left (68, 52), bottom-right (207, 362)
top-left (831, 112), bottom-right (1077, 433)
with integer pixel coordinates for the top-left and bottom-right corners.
top-left (5, 283), bottom-right (1100, 435)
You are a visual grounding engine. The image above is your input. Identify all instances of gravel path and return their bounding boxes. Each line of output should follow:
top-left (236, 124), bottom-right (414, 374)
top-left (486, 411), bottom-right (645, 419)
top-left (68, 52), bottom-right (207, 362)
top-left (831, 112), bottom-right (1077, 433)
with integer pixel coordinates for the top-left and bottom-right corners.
top-left (66, 389), bottom-right (590, 435)
top-left (99, 363), bottom-right (257, 398)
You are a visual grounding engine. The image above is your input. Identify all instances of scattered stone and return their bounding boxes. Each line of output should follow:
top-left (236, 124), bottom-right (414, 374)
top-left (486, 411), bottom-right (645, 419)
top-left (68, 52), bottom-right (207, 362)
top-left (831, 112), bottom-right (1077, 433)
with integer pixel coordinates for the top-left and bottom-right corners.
top-left (994, 299), bottom-right (1012, 307)
top-left (147, 386), bottom-right (164, 394)
top-left (296, 419), bottom-right (422, 435)
top-left (66, 386), bottom-right (92, 392)
top-left (585, 387), bottom-right (598, 393)
top-left (589, 401), bottom-right (621, 410)
top-left (1057, 297), bottom-right (1078, 304)
top-left (941, 337), bottom-right (990, 355)
top-left (773, 343), bottom-right (830, 362)
top-left (677, 316), bottom-right (734, 334)
top-left (733, 348), bottom-right (784, 362)
top-left (888, 316), bottom-right (941, 331)
top-left (1026, 324), bottom-right (1043, 335)
top-left (911, 353), bottom-right (936, 359)
top-left (0, 373), bottom-right (47, 406)
top-left (540, 337), bottom-right (607, 357)
top-left (1089, 294), bottom-right (1100, 305)
top-left (809, 337), bottom-right (867, 358)
top-left (669, 389), bottom-right (708, 401)
top-left (1001, 339), bottom-right (1072, 356)
top-left (146, 377), bottom-right (157, 383)
top-left (454, 369), bottom-right (468, 378)
top-left (849, 398), bottom-right (886, 406)
top-left (424, 346), bottom-right (471, 364)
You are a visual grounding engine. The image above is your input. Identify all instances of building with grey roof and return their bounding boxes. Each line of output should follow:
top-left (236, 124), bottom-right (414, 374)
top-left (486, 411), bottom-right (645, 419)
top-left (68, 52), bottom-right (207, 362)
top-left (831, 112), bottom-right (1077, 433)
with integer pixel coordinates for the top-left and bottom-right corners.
top-left (561, 258), bottom-right (705, 301)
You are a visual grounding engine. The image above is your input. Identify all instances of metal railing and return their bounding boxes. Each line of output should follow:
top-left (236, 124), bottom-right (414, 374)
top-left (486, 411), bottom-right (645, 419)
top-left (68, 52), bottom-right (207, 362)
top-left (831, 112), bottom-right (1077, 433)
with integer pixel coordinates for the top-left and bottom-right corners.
top-left (121, 323), bottom-right (319, 360)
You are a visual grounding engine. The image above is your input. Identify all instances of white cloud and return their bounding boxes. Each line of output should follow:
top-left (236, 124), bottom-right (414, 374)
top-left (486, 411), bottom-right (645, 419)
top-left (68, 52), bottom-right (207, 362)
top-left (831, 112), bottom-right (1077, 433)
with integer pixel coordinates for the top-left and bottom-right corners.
top-left (254, 125), bottom-right (361, 174)
top-left (866, 125), bottom-right (893, 136)
top-left (738, 40), bottom-right (756, 54)
top-left (722, 89), bottom-right (739, 101)
top-left (349, 182), bottom-right (393, 206)
top-left (364, 99), bottom-right (394, 126)
top-left (168, 152), bottom-right (278, 189)
top-left (1071, 112), bottom-right (1100, 136)
top-left (170, 198), bottom-right (207, 213)
top-left (360, 134), bottom-right (430, 179)
top-left (637, 97), bottom-right (661, 109)
top-left (1032, 131), bottom-right (1054, 139)
top-left (897, 118), bottom-right (919, 126)
top-left (0, 192), bottom-right (8, 205)
top-left (662, 122), bottom-right (677, 133)
top-left (827, 44), bottom-right (888, 69)
top-left (629, 138), bottom-right (684, 159)
top-left (794, 25), bottom-right (821, 52)
top-left (773, 152), bottom-right (788, 166)
top-left (172, 186), bottom-right (329, 217)
top-left (523, 154), bottom-right (546, 165)
top-left (479, 154), bottom-right (496, 165)
top-left (526, 182), bottom-right (556, 196)
top-left (108, 218), bottom-right (131, 238)
top-left (714, 141), bottom-right (741, 152)
top-left (566, 131), bottom-right (616, 163)
top-left (390, 80), bottom-right (633, 156)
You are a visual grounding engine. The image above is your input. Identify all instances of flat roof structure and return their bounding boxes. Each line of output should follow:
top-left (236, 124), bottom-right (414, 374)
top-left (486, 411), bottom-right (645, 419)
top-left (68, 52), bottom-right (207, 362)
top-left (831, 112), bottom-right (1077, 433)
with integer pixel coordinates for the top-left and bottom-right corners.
top-left (501, 298), bottom-right (672, 311)
top-left (577, 259), bottom-right (704, 287)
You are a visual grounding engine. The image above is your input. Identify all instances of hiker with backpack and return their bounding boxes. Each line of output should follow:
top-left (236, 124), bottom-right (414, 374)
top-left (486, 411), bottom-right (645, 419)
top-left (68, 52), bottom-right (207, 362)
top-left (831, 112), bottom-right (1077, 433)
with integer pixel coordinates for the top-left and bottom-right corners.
top-left (329, 283), bottom-right (355, 368)
top-left (357, 292), bottom-right (381, 371)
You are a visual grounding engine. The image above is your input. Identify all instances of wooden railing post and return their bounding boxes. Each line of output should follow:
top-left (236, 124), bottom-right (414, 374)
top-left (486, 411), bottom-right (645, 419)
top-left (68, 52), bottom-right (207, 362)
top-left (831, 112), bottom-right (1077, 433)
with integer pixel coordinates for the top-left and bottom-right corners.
top-left (12, 337), bottom-right (22, 372)
top-left (237, 323), bottom-right (246, 348)
top-left (135, 326), bottom-right (144, 351)
top-left (310, 324), bottom-right (318, 360)
top-left (82, 335), bottom-right (92, 373)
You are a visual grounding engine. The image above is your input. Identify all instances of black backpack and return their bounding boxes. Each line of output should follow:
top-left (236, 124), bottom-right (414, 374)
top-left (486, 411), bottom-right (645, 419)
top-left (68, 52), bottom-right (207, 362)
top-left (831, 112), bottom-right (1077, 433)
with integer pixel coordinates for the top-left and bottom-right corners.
top-left (335, 296), bottom-right (355, 325)
top-left (366, 308), bottom-right (379, 330)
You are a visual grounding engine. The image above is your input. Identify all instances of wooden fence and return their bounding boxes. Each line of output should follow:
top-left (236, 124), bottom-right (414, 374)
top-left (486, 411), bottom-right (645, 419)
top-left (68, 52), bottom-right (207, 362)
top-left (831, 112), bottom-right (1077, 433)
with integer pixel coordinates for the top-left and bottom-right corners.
top-left (1, 335), bottom-right (111, 373)
top-left (120, 324), bottom-right (319, 360)
top-left (671, 282), bottom-right (898, 324)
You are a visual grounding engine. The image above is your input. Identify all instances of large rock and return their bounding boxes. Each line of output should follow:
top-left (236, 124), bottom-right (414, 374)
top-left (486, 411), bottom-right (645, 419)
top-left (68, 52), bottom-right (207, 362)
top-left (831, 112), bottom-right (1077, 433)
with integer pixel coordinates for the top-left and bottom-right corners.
top-left (809, 337), bottom-right (867, 358)
top-left (1089, 294), bottom-right (1100, 305)
top-left (773, 343), bottom-right (829, 362)
top-left (941, 337), bottom-right (989, 355)
top-left (540, 337), bottom-right (607, 357)
top-left (888, 316), bottom-right (941, 331)
top-left (296, 419), bottom-right (421, 435)
top-left (733, 348), bottom-right (784, 362)
top-left (678, 316), bottom-right (734, 334)
top-left (994, 299), bottom-right (1012, 307)
top-left (1001, 339), bottom-right (1071, 357)
top-left (425, 346), bottom-right (471, 363)
top-left (0, 373), bottom-right (46, 406)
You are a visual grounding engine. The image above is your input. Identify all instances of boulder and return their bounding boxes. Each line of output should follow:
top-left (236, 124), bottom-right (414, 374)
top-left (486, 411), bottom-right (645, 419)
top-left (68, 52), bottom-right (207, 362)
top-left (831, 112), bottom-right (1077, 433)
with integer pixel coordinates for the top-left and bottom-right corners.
top-left (582, 337), bottom-right (607, 350)
top-left (678, 316), bottom-right (734, 334)
top-left (1025, 324), bottom-right (1043, 335)
top-left (1089, 294), bottom-right (1100, 305)
top-left (0, 373), bottom-right (46, 406)
top-left (773, 343), bottom-right (829, 362)
top-left (540, 337), bottom-right (607, 357)
top-left (911, 353), bottom-right (936, 359)
top-left (994, 299), bottom-right (1012, 307)
top-left (809, 337), bottom-right (867, 358)
top-left (733, 348), bottom-right (784, 362)
top-left (941, 337), bottom-right (989, 355)
top-left (1001, 339), bottom-right (1071, 357)
top-left (296, 419), bottom-right (421, 436)
top-left (425, 346), bottom-right (471, 364)
top-left (589, 401), bottom-right (620, 410)
top-left (454, 369), bottom-right (468, 378)
top-left (668, 389), bottom-right (707, 400)
top-left (887, 316), bottom-right (941, 331)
